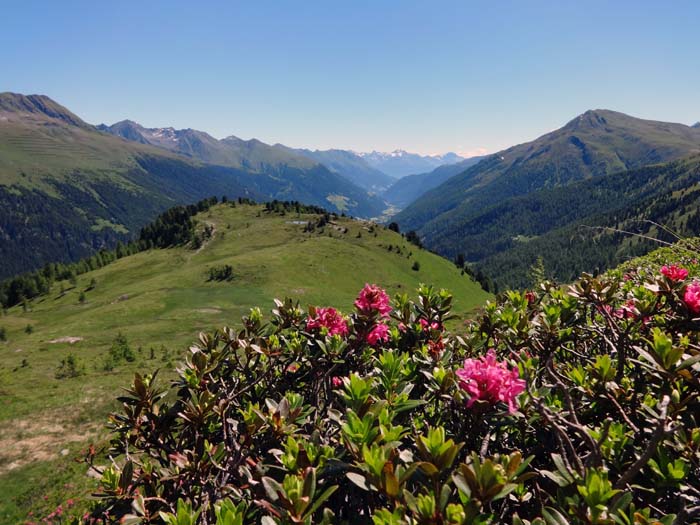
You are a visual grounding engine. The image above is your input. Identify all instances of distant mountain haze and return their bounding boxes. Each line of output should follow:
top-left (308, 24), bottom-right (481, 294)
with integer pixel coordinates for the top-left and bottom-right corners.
top-left (95, 119), bottom-right (388, 218)
top-left (289, 148), bottom-right (396, 193)
top-left (382, 156), bottom-right (486, 208)
top-left (359, 150), bottom-right (466, 178)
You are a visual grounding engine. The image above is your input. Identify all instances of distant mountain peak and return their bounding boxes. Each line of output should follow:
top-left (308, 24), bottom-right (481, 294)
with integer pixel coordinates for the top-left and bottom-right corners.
top-left (692, 122), bottom-right (700, 129)
top-left (357, 149), bottom-right (465, 178)
top-left (0, 92), bottom-right (89, 128)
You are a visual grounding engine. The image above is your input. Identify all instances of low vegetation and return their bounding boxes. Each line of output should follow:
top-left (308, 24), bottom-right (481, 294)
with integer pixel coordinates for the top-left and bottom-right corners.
top-left (56, 246), bottom-right (700, 524)
top-left (0, 202), bottom-right (488, 523)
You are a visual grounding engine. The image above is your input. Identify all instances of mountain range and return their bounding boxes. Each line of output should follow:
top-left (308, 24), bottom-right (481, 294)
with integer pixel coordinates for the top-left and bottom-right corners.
top-left (393, 109), bottom-right (700, 288)
top-left (359, 150), bottom-right (465, 178)
top-left (0, 93), bottom-right (394, 278)
top-left (286, 147), bottom-right (396, 193)
top-left (5, 91), bottom-right (700, 290)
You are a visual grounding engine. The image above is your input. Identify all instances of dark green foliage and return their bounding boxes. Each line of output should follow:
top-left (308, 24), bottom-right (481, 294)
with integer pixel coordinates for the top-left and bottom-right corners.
top-left (388, 221), bottom-right (400, 233)
top-left (105, 333), bottom-right (135, 370)
top-left (264, 200), bottom-right (328, 216)
top-left (0, 196), bottom-right (219, 309)
top-left (140, 197), bottom-right (218, 248)
top-left (412, 260), bottom-right (420, 271)
top-left (78, 291), bottom-right (86, 304)
top-left (405, 230), bottom-right (423, 249)
top-left (0, 152), bottom-right (255, 280)
top-left (0, 326), bottom-right (6, 341)
top-left (55, 353), bottom-right (84, 379)
top-left (207, 264), bottom-right (234, 282)
top-left (411, 155), bottom-right (700, 290)
top-left (24, 324), bottom-right (33, 334)
top-left (88, 265), bottom-right (700, 524)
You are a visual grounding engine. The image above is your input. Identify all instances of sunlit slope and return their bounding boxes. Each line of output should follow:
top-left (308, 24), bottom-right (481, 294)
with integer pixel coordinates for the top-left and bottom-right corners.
top-left (0, 203), bottom-right (490, 419)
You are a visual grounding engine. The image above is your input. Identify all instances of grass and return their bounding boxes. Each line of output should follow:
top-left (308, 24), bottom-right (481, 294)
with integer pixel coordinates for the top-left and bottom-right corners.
top-left (0, 203), bottom-right (491, 522)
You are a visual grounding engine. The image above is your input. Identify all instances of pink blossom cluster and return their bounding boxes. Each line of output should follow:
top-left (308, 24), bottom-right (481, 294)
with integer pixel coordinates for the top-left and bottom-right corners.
top-left (306, 307), bottom-right (349, 336)
top-left (684, 282), bottom-right (700, 315)
top-left (661, 264), bottom-right (689, 282)
top-left (455, 349), bottom-right (525, 413)
top-left (367, 323), bottom-right (390, 345)
top-left (599, 300), bottom-right (650, 323)
top-left (419, 318), bottom-right (442, 331)
top-left (354, 283), bottom-right (392, 317)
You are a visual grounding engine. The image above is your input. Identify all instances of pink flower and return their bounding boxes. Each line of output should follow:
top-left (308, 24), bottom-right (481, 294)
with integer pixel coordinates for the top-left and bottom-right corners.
top-left (354, 283), bottom-right (392, 318)
top-left (419, 318), bottom-right (442, 331)
top-left (307, 307), bottom-right (349, 336)
top-left (455, 349), bottom-right (525, 413)
top-left (684, 281), bottom-right (700, 315)
top-left (331, 376), bottom-right (343, 387)
top-left (366, 324), bottom-right (390, 345)
top-left (661, 265), bottom-right (688, 282)
top-left (525, 291), bottom-right (536, 304)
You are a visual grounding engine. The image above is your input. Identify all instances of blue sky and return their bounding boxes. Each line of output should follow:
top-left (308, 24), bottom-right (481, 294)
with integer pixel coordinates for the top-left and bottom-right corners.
top-left (3, 1), bottom-right (699, 156)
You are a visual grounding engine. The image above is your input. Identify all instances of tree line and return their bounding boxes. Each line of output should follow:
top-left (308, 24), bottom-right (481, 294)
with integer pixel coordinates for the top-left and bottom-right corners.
top-left (0, 196), bottom-right (229, 309)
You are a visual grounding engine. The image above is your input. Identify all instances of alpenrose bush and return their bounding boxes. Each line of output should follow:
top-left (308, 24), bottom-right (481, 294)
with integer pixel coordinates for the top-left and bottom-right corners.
top-left (80, 270), bottom-right (700, 525)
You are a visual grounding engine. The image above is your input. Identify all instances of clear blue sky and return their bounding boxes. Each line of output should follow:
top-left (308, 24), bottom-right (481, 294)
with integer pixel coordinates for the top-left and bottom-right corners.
top-left (3, 1), bottom-right (699, 156)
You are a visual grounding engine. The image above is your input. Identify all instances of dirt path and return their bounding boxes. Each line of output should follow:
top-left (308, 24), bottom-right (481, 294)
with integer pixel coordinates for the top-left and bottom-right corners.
top-left (0, 412), bottom-right (101, 475)
top-left (194, 220), bottom-right (216, 255)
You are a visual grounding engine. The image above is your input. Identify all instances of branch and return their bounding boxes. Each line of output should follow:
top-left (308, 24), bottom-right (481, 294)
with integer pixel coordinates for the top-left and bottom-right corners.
top-left (614, 395), bottom-right (671, 490)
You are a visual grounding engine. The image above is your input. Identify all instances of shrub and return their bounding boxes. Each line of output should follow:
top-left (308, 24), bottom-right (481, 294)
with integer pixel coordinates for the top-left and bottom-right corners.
top-left (86, 266), bottom-right (700, 524)
top-left (55, 353), bottom-right (84, 379)
top-left (412, 261), bottom-right (421, 271)
top-left (0, 326), bottom-right (6, 341)
top-left (25, 323), bottom-right (34, 334)
top-left (208, 264), bottom-right (234, 282)
top-left (106, 332), bottom-right (135, 367)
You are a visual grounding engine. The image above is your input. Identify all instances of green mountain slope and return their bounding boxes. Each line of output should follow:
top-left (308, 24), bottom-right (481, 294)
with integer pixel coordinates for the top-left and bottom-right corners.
top-left (0, 202), bottom-right (490, 522)
top-left (383, 156), bottom-right (485, 208)
top-left (394, 110), bottom-right (700, 233)
top-left (472, 154), bottom-right (700, 289)
top-left (98, 120), bottom-right (388, 216)
top-left (0, 93), bottom-right (387, 278)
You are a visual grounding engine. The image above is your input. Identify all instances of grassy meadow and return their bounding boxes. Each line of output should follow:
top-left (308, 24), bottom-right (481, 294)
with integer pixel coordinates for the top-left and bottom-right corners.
top-left (0, 203), bottom-right (490, 522)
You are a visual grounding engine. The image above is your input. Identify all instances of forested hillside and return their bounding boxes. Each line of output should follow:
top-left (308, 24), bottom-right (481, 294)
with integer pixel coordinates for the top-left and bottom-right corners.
top-left (0, 93), bottom-right (387, 278)
top-left (417, 154), bottom-right (700, 289)
top-left (394, 110), bottom-right (700, 233)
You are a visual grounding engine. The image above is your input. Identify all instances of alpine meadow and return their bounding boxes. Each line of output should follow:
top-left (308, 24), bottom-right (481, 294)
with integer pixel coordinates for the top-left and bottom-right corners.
top-left (2, 2), bottom-right (700, 525)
